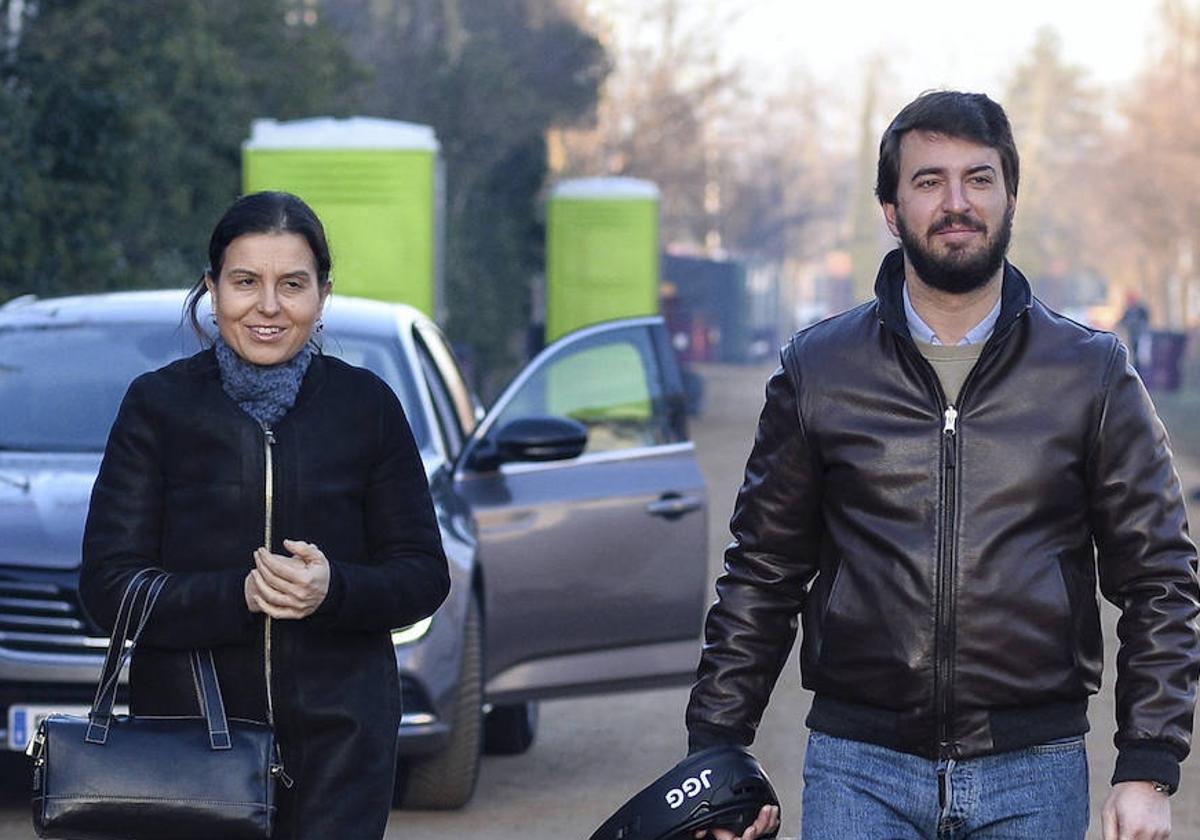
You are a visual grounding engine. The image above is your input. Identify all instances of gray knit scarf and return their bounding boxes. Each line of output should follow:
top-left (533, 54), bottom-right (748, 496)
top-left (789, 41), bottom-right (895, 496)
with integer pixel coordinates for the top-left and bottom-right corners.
top-left (213, 335), bottom-right (315, 428)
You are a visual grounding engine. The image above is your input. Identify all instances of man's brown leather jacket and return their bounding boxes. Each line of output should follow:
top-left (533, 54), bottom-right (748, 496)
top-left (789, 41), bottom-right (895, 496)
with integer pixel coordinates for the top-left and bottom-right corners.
top-left (687, 250), bottom-right (1200, 789)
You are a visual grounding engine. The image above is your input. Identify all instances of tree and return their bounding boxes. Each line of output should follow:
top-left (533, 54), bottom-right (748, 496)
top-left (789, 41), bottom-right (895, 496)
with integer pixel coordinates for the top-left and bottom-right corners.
top-left (559, 0), bottom-right (857, 342)
top-left (324, 0), bottom-right (609, 397)
top-left (845, 56), bottom-right (893, 303)
top-left (1100, 1), bottom-right (1200, 328)
top-left (1001, 27), bottom-right (1105, 301)
top-left (0, 0), bottom-right (358, 302)
top-left (0, 22), bottom-right (45, 292)
top-left (555, 0), bottom-right (741, 250)
top-left (718, 79), bottom-right (843, 267)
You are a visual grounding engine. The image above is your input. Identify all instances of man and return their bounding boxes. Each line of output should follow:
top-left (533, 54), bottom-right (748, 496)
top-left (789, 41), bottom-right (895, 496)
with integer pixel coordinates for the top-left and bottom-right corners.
top-left (688, 91), bottom-right (1200, 840)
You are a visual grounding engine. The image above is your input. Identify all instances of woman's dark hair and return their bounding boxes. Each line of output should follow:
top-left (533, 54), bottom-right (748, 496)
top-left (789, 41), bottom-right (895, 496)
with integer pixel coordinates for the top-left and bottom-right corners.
top-left (184, 191), bottom-right (332, 341)
top-left (875, 90), bottom-right (1019, 206)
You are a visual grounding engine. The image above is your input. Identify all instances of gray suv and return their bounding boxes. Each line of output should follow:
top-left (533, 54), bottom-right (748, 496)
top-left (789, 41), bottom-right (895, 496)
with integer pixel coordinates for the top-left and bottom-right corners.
top-left (0, 290), bottom-right (708, 808)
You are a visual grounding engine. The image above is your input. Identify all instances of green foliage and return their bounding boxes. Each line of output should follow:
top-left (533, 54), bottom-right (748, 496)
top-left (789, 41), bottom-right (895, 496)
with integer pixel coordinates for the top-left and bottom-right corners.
top-left (0, 0), bottom-right (359, 302)
top-left (443, 136), bottom-right (549, 399)
top-left (1, 0), bottom-right (609, 402)
top-left (0, 80), bottom-right (44, 292)
top-left (326, 0), bottom-right (609, 397)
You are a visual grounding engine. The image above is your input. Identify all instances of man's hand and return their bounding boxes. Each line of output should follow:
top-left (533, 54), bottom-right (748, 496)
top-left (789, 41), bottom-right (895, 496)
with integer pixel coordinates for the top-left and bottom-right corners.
top-left (1102, 781), bottom-right (1171, 839)
top-left (243, 539), bottom-right (330, 619)
top-left (694, 805), bottom-right (779, 840)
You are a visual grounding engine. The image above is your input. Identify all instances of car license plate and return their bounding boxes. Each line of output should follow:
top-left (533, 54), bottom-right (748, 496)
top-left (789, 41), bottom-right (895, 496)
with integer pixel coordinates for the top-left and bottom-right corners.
top-left (7, 703), bottom-right (129, 751)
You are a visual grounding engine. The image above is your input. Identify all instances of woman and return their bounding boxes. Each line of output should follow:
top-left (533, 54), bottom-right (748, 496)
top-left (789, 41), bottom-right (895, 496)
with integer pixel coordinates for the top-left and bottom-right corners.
top-left (80, 191), bottom-right (450, 839)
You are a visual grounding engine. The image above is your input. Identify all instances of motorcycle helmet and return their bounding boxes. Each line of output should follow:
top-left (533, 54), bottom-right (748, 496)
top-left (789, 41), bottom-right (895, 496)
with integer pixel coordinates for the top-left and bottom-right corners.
top-left (589, 745), bottom-right (779, 840)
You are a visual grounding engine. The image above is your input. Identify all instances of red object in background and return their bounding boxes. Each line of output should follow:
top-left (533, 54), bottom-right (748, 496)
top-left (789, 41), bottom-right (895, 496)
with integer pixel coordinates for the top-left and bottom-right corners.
top-left (691, 314), bottom-right (710, 362)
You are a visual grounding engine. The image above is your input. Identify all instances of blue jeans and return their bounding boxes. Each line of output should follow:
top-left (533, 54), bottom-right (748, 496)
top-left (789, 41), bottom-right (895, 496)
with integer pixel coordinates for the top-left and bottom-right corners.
top-left (801, 731), bottom-right (1089, 839)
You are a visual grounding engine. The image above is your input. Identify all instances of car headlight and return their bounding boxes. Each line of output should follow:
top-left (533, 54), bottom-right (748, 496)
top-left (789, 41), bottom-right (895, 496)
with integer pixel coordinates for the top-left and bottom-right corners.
top-left (391, 617), bottom-right (433, 646)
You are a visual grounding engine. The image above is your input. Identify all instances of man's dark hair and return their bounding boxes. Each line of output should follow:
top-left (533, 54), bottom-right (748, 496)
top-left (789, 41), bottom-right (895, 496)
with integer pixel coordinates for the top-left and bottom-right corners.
top-left (875, 91), bottom-right (1019, 205)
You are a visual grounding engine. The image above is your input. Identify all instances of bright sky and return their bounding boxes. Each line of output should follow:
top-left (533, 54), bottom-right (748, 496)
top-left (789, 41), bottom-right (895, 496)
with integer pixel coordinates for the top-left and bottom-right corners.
top-left (730, 0), bottom-right (1159, 102)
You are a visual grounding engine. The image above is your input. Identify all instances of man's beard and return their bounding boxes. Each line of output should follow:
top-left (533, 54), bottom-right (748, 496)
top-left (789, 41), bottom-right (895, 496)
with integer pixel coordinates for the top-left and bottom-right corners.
top-left (896, 204), bottom-right (1014, 294)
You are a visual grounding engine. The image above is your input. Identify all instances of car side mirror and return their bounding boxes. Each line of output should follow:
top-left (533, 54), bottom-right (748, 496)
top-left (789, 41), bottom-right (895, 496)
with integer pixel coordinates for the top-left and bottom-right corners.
top-left (467, 415), bottom-right (588, 472)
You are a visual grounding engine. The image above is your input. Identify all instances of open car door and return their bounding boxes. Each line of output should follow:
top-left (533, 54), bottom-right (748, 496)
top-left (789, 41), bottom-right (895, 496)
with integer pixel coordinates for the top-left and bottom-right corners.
top-left (455, 317), bottom-right (708, 704)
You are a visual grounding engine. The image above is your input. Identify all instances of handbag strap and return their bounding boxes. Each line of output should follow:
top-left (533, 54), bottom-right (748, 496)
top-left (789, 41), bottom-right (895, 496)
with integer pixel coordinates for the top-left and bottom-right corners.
top-left (86, 568), bottom-right (164, 741)
top-left (85, 570), bottom-right (233, 751)
top-left (189, 649), bottom-right (232, 750)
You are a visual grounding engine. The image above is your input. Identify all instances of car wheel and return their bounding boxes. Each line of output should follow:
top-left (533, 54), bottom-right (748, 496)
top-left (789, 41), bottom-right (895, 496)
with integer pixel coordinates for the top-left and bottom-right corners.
top-left (395, 597), bottom-right (482, 810)
top-left (483, 701), bottom-right (539, 755)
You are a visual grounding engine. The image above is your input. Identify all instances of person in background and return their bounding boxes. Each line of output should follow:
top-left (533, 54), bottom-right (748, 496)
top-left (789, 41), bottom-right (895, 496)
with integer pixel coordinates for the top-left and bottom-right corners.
top-left (80, 191), bottom-right (450, 839)
top-left (690, 91), bottom-right (1199, 840)
top-left (1119, 290), bottom-right (1151, 372)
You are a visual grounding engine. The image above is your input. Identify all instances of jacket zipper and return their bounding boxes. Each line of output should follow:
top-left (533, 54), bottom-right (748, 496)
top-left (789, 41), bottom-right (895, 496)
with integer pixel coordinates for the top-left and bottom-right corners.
top-left (262, 425), bottom-right (293, 789)
top-left (890, 295), bottom-right (1030, 761)
top-left (937, 405), bottom-right (958, 757)
top-left (263, 425), bottom-right (276, 728)
top-left (895, 340), bottom-right (960, 761)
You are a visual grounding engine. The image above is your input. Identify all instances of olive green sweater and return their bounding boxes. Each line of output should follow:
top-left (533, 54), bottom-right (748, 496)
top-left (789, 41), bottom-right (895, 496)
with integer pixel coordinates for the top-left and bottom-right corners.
top-left (913, 338), bottom-right (985, 404)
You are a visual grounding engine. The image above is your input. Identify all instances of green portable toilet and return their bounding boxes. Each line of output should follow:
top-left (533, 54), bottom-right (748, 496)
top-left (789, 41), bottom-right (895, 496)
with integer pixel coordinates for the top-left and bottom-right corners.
top-left (242, 117), bottom-right (442, 317)
top-left (545, 177), bottom-right (660, 341)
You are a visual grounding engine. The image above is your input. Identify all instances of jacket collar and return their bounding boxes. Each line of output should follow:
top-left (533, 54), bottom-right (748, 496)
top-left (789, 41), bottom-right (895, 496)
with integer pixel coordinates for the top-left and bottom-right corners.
top-left (874, 248), bottom-right (1033, 342)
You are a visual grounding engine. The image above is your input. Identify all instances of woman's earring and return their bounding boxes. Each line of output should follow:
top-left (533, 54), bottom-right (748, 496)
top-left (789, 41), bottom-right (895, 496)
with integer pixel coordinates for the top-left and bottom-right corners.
top-left (210, 313), bottom-right (218, 325)
top-left (315, 319), bottom-right (324, 334)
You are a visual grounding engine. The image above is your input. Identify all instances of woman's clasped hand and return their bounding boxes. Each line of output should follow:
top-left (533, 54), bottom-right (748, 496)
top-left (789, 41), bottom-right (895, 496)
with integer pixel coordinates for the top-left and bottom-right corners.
top-left (244, 539), bottom-right (331, 619)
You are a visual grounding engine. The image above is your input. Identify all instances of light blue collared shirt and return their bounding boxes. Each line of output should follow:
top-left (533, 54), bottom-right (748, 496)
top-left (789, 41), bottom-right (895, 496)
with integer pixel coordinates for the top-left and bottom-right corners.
top-left (902, 282), bottom-right (1001, 346)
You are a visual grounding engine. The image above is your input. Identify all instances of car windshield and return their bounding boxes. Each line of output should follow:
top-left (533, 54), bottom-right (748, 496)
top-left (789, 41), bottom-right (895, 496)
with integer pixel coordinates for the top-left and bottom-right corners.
top-left (0, 322), bottom-right (429, 453)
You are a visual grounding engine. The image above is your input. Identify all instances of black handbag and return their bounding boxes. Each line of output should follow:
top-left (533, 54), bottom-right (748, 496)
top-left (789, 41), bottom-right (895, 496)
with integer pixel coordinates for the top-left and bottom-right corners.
top-left (29, 568), bottom-right (288, 839)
